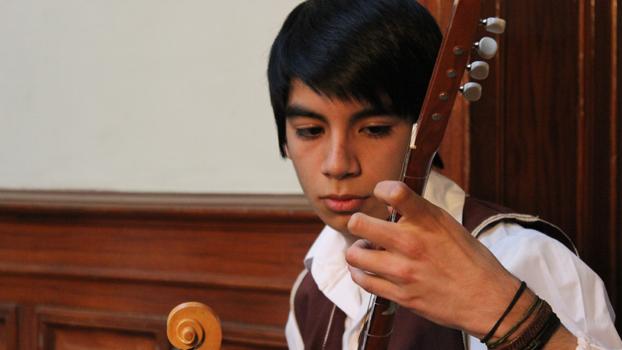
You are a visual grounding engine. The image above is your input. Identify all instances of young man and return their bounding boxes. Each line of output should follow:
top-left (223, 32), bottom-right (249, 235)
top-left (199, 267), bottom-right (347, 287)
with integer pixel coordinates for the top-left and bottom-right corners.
top-left (267, 0), bottom-right (622, 349)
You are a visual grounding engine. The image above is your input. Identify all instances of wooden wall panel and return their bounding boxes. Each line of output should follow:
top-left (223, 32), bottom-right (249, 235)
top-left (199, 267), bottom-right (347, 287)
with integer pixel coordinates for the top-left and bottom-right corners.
top-left (0, 192), bottom-right (322, 349)
top-left (48, 329), bottom-right (156, 350)
top-left (36, 306), bottom-right (166, 350)
top-left (505, 0), bottom-right (579, 229)
top-left (470, 0), bottom-right (622, 332)
top-left (578, 0), bottom-right (620, 329)
top-left (0, 305), bottom-right (17, 350)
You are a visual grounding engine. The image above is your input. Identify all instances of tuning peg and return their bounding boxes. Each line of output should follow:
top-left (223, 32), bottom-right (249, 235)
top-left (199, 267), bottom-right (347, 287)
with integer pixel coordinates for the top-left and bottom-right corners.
top-left (467, 61), bottom-right (490, 80)
top-left (481, 17), bottom-right (506, 34)
top-left (475, 37), bottom-right (498, 59)
top-left (460, 82), bottom-right (482, 102)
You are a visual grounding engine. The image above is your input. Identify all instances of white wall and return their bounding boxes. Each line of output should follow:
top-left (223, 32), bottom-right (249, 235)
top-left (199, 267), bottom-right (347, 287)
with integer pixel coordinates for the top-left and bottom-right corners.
top-left (0, 0), bottom-right (303, 194)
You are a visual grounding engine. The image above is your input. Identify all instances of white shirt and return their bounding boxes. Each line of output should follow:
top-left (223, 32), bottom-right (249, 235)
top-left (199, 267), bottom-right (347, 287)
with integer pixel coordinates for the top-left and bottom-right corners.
top-left (285, 172), bottom-right (622, 349)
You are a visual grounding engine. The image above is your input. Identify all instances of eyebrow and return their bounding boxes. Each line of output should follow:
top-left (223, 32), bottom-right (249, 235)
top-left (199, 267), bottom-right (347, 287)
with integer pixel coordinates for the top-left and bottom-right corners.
top-left (284, 104), bottom-right (392, 123)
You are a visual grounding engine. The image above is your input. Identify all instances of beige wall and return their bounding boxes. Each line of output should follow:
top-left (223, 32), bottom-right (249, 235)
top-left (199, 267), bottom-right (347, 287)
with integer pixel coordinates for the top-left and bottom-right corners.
top-left (0, 0), bottom-right (302, 193)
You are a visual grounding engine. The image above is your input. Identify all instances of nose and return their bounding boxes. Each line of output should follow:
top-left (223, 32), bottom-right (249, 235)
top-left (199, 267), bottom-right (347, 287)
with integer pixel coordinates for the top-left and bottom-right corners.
top-left (321, 136), bottom-right (361, 180)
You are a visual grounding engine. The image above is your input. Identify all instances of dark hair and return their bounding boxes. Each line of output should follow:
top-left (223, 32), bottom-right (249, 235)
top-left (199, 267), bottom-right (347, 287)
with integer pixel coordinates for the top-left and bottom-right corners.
top-left (267, 0), bottom-right (442, 157)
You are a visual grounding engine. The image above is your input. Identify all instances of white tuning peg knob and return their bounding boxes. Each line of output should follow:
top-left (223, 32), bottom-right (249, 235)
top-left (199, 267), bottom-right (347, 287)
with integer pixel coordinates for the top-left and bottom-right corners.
top-left (467, 61), bottom-right (490, 80)
top-left (460, 82), bottom-right (482, 102)
top-left (481, 17), bottom-right (506, 34)
top-left (475, 37), bottom-right (498, 59)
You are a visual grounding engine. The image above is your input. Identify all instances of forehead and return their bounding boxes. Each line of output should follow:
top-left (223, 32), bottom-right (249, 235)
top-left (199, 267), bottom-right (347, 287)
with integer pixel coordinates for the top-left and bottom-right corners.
top-left (286, 79), bottom-right (390, 121)
top-left (288, 80), bottom-right (369, 107)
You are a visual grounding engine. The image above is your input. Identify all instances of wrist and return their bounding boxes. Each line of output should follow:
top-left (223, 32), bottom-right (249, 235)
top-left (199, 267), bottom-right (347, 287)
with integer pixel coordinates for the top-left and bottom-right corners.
top-left (467, 276), bottom-right (525, 339)
top-left (478, 284), bottom-right (564, 350)
top-left (488, 288), bottom-right (538, 343)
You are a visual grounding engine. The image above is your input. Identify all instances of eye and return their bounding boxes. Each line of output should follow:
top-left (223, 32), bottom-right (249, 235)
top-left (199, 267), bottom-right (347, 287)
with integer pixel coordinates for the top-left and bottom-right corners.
top-left (361, 125), bottom-right (393, 138)
top-left (295, 126), bottom-right (324, 139)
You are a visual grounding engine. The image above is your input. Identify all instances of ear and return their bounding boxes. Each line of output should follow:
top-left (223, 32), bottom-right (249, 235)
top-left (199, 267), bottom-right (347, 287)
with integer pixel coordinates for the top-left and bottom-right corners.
top-left (283, 144), bottom-right (290, 158)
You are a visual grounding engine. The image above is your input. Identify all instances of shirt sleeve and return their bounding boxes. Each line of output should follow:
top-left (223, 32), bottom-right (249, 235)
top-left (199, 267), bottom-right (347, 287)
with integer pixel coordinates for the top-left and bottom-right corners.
top-left (475, 222), bottom-right (622, 349)
top-left (577, 336), bottom-right (621, 350)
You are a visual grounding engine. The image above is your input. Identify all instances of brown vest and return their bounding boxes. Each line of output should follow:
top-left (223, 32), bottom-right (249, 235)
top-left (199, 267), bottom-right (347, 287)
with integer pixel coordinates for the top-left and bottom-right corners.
top-left (293, 197), bottom-right (575, 350)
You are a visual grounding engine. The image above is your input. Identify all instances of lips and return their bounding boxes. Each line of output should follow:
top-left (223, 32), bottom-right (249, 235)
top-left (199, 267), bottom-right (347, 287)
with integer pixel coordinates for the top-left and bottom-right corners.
top-left (321, 195), bottom-right (369, 213)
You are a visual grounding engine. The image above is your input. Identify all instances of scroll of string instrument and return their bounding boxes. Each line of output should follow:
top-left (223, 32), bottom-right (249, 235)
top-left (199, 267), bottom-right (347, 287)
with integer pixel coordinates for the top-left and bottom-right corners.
top-left (167, 302), bottom-right (222, 350)
top-left (358, 1), bottom-right (505, 349)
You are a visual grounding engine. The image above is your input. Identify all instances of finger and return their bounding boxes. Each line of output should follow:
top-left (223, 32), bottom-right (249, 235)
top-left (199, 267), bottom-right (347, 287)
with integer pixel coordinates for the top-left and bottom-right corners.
top-left (346, 240), bottom-right (418, 284)
top-left (374, 181), bottom-right (434, 221)
top-left (350, 237), bottom-right (382, 251)
top-left (347, 212), bottom-right (405, 251)
top-left (349, 265), bottom-right (407, 304)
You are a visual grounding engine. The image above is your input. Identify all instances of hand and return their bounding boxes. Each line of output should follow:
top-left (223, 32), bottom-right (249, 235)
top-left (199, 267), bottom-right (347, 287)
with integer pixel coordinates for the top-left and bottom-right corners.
top-left (345, 180), bottom-right (528, 337)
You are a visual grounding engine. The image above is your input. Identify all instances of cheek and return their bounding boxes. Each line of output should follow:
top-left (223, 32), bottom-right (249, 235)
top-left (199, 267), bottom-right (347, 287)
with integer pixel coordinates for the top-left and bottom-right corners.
top-left (365, 154), bottom-right (405, 183)
top-left (363, 140), bottom-right (410, 180)
top-left (284, 135), bottom-right (318, 193)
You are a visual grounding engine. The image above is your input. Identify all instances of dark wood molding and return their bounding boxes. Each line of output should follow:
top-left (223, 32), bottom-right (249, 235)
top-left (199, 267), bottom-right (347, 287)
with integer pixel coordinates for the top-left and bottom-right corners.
top-left (0, 190), bottom-right (316, 221)
top-left (0, 262), bottom-right (295, 292)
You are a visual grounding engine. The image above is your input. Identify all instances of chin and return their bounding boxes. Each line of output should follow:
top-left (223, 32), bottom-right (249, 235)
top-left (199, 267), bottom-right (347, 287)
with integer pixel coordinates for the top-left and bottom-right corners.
top-left (320, 213), bottom-right (353, 235)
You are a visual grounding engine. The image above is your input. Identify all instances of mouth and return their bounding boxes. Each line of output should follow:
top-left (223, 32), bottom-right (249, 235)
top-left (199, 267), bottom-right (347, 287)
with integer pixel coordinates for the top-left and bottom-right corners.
top-left (320, 194), bottom-right (370, 213)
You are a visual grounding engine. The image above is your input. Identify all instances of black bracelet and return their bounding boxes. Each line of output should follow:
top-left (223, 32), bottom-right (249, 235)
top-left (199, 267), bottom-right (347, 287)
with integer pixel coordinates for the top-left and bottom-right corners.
top-left (487, 297), bottom-right (543, 349)
top-left (480, 281), bottom-right (528, 344)
top-left (525, 311), bottom-right (561, 350)
top-left (494, 299), bottom-right (558, 350)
